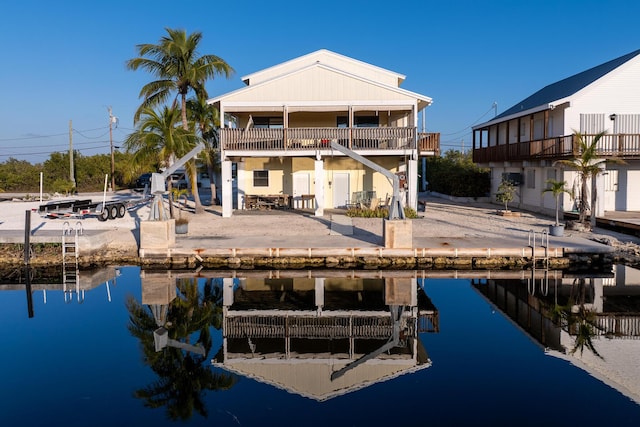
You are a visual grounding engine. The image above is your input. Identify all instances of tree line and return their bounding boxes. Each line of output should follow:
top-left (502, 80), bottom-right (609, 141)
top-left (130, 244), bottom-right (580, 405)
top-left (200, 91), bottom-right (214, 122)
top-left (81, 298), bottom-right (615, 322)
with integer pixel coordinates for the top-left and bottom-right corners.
top-left (0, 151), bottom-right (141, 194)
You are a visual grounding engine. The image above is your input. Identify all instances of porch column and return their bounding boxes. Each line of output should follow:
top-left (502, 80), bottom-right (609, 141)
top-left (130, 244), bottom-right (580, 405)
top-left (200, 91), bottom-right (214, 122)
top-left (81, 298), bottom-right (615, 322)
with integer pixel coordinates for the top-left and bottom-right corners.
top-left (236, 160), bottom-right (246, 213)
top-left (421, 157), bottom-right (427, 192)
top-left (407, 158), bottom-right (418, 210)
top-left (315, 277), bottom-right (325, 315)
top-left (594, 172), bottom-right (606, 218)
top-left (222, 277), bottom-right (235, 307)
top-left (221, 160), bottom-right (233, 218)
top-left (314, 158), bottom-right (325, 217)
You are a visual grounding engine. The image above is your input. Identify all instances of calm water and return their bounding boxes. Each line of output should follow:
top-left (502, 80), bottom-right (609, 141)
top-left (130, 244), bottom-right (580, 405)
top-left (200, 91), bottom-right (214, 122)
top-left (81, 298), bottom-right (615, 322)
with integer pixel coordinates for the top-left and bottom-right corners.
top-left (1, 266), bottom-right (639, 427)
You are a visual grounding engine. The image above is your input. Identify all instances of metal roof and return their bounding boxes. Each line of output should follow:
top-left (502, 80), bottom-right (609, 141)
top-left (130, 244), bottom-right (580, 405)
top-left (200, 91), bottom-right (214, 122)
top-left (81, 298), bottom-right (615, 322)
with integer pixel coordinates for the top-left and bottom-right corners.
top-left (493, 49), bottom-right (640, 121)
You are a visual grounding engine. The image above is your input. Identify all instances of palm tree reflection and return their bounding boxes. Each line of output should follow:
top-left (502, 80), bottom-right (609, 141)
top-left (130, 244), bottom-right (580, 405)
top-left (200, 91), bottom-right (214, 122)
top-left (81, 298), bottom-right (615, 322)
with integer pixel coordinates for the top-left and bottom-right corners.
top-left (553, 277), bottom-right (604, 359)
top-left (127, 276), bottom-right (236, 421)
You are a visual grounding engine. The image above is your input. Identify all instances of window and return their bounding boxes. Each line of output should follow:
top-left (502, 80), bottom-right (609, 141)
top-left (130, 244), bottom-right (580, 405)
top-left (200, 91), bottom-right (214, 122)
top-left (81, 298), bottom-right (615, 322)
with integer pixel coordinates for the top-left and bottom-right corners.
top-left (336, 116), bottom-right (379, 127)
top-left (526, 169), bottom-right (535, 189)
top-left (253, 170), bottom-right (269, 187)
top-left (253, 117), bottom-right (283, 129)
top-left (546, 168), bottom-right (557, 182)
top-left (355, 116), bottom-right (379, 127)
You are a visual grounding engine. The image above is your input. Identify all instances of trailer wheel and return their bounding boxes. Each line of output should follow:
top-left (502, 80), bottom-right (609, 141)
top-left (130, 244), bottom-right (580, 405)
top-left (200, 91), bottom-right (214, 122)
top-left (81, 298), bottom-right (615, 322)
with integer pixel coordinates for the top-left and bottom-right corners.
top-left (108, 205), bottom-right (118, 220)
top-left (98, 208), bottom-right (109, 222)
top-left (116, 204), bottom-right (126, 218)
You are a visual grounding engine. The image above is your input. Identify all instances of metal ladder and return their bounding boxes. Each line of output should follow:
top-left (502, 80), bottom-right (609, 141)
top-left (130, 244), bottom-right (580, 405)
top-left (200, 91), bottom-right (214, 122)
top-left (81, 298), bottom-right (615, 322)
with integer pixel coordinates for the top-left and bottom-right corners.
top-left (62, 221), bottom-right (83, 303)
top-left (528, 229), bottom-right (549, 267)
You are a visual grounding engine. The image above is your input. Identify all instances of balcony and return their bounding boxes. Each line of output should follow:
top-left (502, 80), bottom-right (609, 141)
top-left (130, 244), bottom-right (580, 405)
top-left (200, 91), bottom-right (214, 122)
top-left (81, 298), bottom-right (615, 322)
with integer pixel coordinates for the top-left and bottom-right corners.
top-left (473, 133), bottom-right (640, 164)
top-left (220, 127), bottom-right (440, 157)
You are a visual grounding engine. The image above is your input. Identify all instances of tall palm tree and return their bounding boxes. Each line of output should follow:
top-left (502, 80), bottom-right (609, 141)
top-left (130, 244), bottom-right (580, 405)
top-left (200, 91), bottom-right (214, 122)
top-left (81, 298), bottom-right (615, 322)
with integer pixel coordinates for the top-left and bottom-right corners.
top-left (555, 130), bottom-right (623, 229)
top-left (126, 27), bottom-right (233, 213)
top-left (123, 106), bottom-right (196, 219)
top-left (187, 94), bottom-right (221, 204)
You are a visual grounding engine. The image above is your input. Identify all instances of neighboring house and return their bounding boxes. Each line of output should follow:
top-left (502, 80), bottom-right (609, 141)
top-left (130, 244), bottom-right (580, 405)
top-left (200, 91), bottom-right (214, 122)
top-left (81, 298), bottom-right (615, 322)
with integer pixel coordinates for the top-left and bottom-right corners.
top-left (472, 49), bottom-right (640, 218)
top-left (208, 49), bottom-right (439, 218)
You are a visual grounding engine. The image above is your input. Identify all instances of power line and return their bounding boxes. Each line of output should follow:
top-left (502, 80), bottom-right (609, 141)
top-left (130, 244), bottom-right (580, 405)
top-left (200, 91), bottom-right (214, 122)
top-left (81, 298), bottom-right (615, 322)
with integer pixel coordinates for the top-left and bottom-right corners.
top-left (0, 125), bottom-right (110, 143)
top-left (439, 103), bottom-right (497, 137)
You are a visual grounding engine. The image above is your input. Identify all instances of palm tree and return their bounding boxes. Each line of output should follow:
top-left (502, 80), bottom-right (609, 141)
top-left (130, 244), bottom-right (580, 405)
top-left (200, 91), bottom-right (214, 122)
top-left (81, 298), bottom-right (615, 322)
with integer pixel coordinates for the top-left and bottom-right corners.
top-left (555, 130), bottom-right (624, 229)
top-left (123, 106), bottom-right (196, 219)
top-left (126, 27), bottom-right (233, 213)
top-left (542, 179), bottom-right (572, 226)
top-left (187, 94), bottom-right (221, 203)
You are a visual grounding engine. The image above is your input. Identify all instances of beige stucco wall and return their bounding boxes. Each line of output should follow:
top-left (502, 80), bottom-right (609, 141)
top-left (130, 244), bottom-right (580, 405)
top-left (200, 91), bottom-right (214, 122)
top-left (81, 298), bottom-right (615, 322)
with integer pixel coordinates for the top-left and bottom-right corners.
top-left (239, 156), bottom-right (400, 208)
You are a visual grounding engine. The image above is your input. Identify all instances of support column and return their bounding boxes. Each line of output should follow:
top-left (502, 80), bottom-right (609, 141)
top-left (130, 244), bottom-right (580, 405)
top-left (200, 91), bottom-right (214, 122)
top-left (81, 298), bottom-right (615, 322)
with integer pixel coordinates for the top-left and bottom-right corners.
top-left (223, 277), bottom-right (235, 307)
top-left (421, 157), bottom-right (427, 192)
top-left (408, 158), bottom-right (418, 210)
top-left (236, 160), bottom-right (246, 213)
top-left (314, 277), bottom-right (325, 315)
top-left (221, 160), bottom-right (233, 218)
top-left (314, 157), bottom-right (325, 217)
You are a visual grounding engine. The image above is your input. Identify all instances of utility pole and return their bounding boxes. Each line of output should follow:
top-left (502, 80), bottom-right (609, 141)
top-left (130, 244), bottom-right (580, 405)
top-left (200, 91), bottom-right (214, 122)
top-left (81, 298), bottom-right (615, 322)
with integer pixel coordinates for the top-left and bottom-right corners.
top-left (69, 120), bottom-right (76, 190)
top-left (109, 107), bottom-right (116, 192)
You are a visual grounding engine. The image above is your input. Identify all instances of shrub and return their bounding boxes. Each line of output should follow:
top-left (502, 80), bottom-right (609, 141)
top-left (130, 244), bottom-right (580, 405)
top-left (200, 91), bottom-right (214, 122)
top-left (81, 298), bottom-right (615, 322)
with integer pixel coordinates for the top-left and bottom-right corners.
top-left (426, 150), bottom-right (490, 197)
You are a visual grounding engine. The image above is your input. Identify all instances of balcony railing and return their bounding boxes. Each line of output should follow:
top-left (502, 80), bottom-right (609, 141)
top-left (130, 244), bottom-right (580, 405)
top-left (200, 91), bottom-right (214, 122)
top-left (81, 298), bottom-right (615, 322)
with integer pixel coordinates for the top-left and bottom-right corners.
top-left (473, 133), bottom-right (640, 163)
top-left (221, 127), bottom-right (420, 152)
top-left (418, 132), bottom-right (440, 155)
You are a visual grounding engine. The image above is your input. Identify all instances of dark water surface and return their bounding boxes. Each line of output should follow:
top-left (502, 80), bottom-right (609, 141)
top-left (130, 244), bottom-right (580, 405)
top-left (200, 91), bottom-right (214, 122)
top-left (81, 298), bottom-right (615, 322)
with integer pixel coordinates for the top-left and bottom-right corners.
top-left (1, 266), bottom-right (639, 427)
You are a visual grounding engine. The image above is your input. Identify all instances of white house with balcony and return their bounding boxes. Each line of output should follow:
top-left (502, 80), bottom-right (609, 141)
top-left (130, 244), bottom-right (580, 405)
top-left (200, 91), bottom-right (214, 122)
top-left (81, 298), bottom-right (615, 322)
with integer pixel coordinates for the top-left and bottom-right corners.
top-left (208, 49), bottom-right (439, 218)
top-left (472, 49), bottom-right (640, 219)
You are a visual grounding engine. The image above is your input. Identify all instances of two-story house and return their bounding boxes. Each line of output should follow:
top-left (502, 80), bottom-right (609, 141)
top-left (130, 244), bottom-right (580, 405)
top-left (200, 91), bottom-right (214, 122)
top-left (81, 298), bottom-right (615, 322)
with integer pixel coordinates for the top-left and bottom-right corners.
top-left (208, 49), bottom-right (439, 217)
top-left (472, 49), bottom-right (640, 219)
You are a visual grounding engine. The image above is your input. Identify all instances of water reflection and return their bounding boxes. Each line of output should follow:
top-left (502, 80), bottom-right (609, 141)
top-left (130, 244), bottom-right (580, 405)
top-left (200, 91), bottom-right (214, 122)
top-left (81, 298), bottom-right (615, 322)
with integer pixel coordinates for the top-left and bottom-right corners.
top-left (2, 265), bottom-right (640, 425)
top-left (130, 271), bottom-right (236, 420)
top-left (206, 271), bottom-right (439, 401)
top-left (470, 265), bottom-right (640, 404)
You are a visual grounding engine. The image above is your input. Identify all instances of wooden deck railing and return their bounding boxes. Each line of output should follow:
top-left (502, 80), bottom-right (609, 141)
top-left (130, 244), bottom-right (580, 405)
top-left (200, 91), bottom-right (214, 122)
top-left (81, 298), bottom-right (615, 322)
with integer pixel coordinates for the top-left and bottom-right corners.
top-left (223, 314), bottom-right (418, 339)
top-left (473, 133), bottom-right (640, 163)
top-left (418, 132), bottom-right (440, 155)
top-left (220, 127), bottom-right (420, 152)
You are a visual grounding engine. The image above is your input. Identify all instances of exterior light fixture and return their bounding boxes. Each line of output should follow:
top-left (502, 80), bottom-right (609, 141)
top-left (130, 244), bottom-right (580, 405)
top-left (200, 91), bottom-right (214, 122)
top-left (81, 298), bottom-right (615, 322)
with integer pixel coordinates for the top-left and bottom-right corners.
top-left (609, 114), bottom-right (617, 120)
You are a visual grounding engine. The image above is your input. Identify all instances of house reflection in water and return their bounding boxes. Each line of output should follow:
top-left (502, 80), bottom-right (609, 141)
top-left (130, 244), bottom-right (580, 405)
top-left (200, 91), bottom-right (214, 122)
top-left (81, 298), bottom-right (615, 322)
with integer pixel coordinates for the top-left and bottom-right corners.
top-left (470, 266), bottom-right (640, 404)
top-left (211, 272), bottom-right (439, 401)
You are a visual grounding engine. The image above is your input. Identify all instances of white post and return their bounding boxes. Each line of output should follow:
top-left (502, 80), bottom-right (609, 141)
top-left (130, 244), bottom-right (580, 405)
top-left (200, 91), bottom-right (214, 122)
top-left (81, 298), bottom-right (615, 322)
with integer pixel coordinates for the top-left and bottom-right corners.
top-left (315, 277), bottom-right (325, 315)
top-left (221, 160), bottom-right (233, 218)
top-left (39, 172), bottom-right (43, 203)
top-left (314, 158), bottom-right (325, 217)
top-left (408, 159), bottom-right (418, 210)
top-left (236, 160), bottom-right (246, 214)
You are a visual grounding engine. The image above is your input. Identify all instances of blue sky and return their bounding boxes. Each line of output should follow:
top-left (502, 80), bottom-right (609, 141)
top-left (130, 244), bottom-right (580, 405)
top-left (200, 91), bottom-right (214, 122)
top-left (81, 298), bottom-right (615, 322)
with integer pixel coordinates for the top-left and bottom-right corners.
top-left (2, 0), bottom-right (639, 163)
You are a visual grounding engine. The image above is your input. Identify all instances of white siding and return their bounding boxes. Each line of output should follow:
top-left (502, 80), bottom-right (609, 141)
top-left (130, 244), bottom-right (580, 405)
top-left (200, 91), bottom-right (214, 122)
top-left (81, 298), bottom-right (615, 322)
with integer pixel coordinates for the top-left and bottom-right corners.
top-left (224, 67), bottom-right (418, 106)
top-left (243, 50), bottom-right (402, 88)
top-left (565, 56), bottom-right (640, 134)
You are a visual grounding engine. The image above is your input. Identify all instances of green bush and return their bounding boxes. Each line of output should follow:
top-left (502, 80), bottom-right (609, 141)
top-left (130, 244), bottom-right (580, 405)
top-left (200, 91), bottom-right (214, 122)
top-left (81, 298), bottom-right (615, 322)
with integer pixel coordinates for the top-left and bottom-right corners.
top-left (426, 150), bottom-right (490, 197)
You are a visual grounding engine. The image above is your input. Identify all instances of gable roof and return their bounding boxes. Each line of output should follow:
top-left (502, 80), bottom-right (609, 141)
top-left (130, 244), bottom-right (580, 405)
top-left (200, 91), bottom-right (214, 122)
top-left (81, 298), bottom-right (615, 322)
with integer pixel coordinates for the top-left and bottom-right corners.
top-left (481, 49), bottom-right (640, 125)
top-left (208, 49), bottom-right (432, 110)
top-left (241, 49), bottom-right (406, 87)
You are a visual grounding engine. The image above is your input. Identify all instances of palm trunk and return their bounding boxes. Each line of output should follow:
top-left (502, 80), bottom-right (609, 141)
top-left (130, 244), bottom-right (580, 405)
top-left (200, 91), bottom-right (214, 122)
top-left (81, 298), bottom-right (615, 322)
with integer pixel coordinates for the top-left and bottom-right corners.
top-left (580, 174), bottom-right (588, 223)
top-left (181, 93), bottom-right (204, 214)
